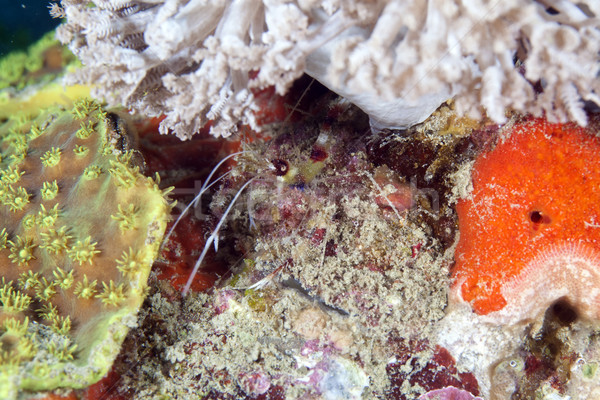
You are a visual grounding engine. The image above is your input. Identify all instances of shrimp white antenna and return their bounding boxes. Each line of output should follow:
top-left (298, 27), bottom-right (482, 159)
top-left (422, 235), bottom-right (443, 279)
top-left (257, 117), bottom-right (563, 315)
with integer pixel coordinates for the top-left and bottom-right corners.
top-left (182, 177), bottom-right (257, 296)
top-left (193, 151), bottom-right (245, 209)
top-left (161, 151), bottom-right (244, 250)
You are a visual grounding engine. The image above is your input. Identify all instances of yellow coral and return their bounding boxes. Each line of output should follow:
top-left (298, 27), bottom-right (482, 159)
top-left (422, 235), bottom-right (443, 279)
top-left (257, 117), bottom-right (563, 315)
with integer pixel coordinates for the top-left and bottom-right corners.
top-left (0, 100), bottom-right (172, 397)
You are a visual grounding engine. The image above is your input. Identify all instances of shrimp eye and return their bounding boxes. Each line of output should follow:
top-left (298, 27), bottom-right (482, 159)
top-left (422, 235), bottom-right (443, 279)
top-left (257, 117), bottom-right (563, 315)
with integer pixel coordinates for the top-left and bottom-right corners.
top-left (310, 146), bottom-right (328, 162)
top-left (271, 159), bottom-right (289, 176)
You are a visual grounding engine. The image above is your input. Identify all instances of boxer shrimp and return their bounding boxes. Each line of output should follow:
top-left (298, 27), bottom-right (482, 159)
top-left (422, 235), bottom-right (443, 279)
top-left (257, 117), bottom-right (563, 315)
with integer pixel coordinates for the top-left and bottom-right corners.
top-left (162, 99), bottom-right (435, 309)
top-left (163, 120), bottom-right (342, 296)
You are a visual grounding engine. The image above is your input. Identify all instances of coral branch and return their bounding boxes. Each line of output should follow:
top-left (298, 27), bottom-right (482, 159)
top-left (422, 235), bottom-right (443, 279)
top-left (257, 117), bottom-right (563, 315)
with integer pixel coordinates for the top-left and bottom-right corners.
top-left (57, 0), bottom-right (600, 138)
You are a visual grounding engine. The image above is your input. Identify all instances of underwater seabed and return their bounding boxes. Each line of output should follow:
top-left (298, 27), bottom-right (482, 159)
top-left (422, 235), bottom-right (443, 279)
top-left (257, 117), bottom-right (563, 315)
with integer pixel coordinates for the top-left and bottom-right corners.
top-left (1, 35), bottom-right (600, 400)
top-left (104, 82), bottom-right (600, 400)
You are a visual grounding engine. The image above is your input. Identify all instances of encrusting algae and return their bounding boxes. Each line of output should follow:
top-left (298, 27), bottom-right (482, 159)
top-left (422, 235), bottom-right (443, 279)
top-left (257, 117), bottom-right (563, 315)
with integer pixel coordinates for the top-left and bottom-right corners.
top-left (0, 99), bottom-right (172, 399)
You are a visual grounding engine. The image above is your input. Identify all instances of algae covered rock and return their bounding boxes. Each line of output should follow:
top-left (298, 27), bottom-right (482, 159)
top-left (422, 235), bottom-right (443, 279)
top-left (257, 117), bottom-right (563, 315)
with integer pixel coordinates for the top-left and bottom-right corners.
top-left (0, 30), bottom-right (88, 125)
top-left (0, 30), bottom-right (77, 92)
top-left (0, 99), bottom-right (172, 398)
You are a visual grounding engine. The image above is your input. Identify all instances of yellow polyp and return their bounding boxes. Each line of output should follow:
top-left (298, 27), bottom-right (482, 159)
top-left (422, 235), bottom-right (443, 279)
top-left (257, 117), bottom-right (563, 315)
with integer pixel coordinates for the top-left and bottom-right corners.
top-left (28, 123), bottom-right (43, 140)
top-left (97, 281), bottom-right (126, 307)
top-left (21, 215), bottom-right (36, 230)
top-left (0, 166), bottom-right (24, 185)
top-left (116, 248), bottom-right (144, 277)
top-left (7, 237), bottom-right (35, 267)
top-left (73, 145), bottom-right (89, 157)
top-left (83, 165), bottom-right (102, 180)
top-left (76, 120), bottom-right (95, 139)
top-left (2, 317), bottom-right (28, 337)
top-left (36, 303), bottom-right (58, 321)
top-left (7, 187), bottom-right (30, 212)
top-left (50, 315), bottom-right (71, 336)
top-left (40, 147), bottom-right (62, 167)
top-left (67, 236), bottom-right (100, 265)
top-left (0, 286), bottom-right (31, 314)
top-left (73, 275), bottom-right (97, 299)
top-left (15, 336), bottom-right (37, 360)
top-left (52, 268), bottom-right (74, 289)
top-left (37, 204), bottom-right (60, 227)
top-left (40, 226), bottom-right (71, 254)
top-left (17, 271), bottom-right (40, 290)
top-left (47, 341), bottom-right (77, 362)
top-left (35, 278), bottom-right (57, 302)
top-left (40, 180), bottom-right (59, 200)
top-left (108, 161), bottom-right (137, 188)
top-left (111, 204), bottom-right (137, 232)
top-left (71, 99), bottom-right (100, 120)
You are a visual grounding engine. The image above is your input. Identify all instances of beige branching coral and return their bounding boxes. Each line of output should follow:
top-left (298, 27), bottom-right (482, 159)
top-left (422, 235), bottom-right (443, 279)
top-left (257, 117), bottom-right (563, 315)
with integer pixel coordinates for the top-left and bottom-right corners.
top-left (55, 0), bottom-right (600, 138)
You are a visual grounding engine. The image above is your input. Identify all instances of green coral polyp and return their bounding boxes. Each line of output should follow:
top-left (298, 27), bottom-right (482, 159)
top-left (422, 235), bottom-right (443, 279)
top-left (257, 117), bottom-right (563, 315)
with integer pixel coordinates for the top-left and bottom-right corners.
top-left (0, 100), bottom-right (172, 397)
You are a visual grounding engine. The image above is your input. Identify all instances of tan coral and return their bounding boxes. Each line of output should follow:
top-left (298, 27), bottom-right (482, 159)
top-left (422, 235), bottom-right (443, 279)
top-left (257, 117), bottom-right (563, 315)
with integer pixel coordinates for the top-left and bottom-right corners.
top-left (0, 99), bottom-right (172, 398)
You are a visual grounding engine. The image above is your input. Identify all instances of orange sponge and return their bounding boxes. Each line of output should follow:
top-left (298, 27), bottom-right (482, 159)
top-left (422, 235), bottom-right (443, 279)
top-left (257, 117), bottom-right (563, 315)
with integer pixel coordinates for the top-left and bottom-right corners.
top-left (452, 117), bottom-right (600, 322)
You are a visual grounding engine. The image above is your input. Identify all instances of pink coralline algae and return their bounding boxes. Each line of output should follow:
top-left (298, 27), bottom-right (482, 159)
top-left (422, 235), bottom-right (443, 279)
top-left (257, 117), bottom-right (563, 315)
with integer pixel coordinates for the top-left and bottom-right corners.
top-left (238, 370), bottom-right (271, 396)
top-left (418, 386), bottom-right (483, 400)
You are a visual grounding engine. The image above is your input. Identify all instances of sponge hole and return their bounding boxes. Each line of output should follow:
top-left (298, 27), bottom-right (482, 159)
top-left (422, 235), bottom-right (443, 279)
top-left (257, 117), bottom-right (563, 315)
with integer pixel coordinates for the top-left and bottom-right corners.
top-left (550, 298), bottom-right (578, 325)
top-left (529, 210), bottom-right (551, 224)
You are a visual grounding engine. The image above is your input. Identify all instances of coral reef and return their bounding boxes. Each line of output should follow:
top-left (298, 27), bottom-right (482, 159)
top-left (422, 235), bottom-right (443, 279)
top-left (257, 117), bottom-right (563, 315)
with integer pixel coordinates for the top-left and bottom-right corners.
top-left (54, 0), bottom-right (600, 139)
top-left (0, 31), bottom-right (76, 92)
top-left (8, 15), bottom-right (600, 398)
top-left (418, 386), bottom-right (483, 400)
top-left (87, 92), bottom-right (488, 399)
top-left (452, 116), bottom-right (600, 324)
top-left (439, 114), bottom-right (600, 400)
top-left (0, 31), bottom-right (86, 122)
top-left (0, 99), bottom-right (171, 398)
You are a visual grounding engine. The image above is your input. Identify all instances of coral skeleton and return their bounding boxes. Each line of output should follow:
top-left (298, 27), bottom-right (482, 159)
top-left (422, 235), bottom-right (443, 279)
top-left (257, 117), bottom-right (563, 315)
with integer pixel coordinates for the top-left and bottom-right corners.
top-left (55, 0), bottom-right (600, 139)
